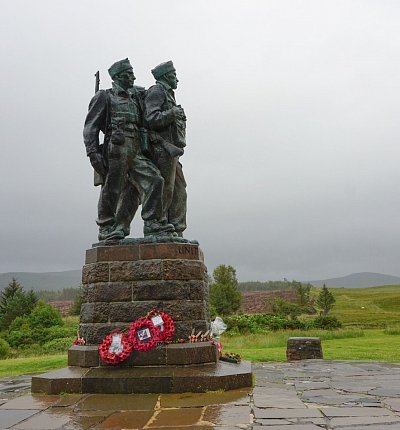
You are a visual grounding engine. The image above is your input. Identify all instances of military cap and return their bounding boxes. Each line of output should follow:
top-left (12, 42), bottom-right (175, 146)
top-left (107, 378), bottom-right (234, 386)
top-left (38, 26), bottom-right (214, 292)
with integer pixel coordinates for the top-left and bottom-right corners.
top-left (108, 58), bottom-right (133, 79)
top-left (151, 61), bottom-right (176, 79)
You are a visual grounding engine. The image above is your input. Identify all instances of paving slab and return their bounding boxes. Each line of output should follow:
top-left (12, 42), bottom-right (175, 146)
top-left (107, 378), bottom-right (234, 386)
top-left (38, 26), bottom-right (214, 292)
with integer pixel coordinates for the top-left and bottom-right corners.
top-left (53, 394), bottom-right (86, 407)
top-left (0, 409), bottom-right (38, 428)
top-left (295, 381), bottom-right (330, 390)
top-left (301, 390), bottom-right (379, 406)
top-left (160, 388), bottom-right (249, 408)
top-left (335, 426), bottom-right (400, 430)
top-left (202, 404), bottom-right (251, 425)
top-left (253, 418), bottom-right (292, 425)
top-left (140, 427), bottom-right (217, 430)
top-left (369, 387), bottom-right (400, 396)
top-left (253, 407), bottom-right (323, 419)
top-left (0, 375), bottom-right (31, 401)
top-left (96, 410), bottom-right (154, 428)
top-left (76, 393), bottom-right (158, 411)
top-left (329, 415), bottom-right (400, 428)
top-left (295, 417), bottom-right (328, 426)
top-left (252, 425), bottom-right (323, 430)
top-left (148, 407), bottom-right (203, 427)
top-left (320, 406), bottom-right (394, 417)
top-left (12, 409), bottom-right (74, 429)
top-left (0, 395), bottom-right (59, 410)
top-left (383, 397), bottom-right (400, 412)
top-left (253, 390), bottom-right (305, 408)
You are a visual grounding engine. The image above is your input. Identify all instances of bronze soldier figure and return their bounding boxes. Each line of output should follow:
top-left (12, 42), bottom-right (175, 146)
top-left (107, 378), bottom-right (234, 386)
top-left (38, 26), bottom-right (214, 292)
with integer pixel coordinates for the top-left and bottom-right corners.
top-left (83, 58), bottom-right (175, 241)
top-left (145, 61), bottom-right (187, 237)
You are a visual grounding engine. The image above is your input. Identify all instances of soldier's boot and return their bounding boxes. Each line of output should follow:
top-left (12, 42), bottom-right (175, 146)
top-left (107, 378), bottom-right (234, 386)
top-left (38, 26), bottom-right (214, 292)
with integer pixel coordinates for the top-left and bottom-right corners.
top-left (99, 224), bottom-right (126, 242)
top-left (104, 228), bottom-right (126, 242)
top-left (144, 220), bottom-right (176, 238)
top-left (98, 225), bottom-right (114, 241)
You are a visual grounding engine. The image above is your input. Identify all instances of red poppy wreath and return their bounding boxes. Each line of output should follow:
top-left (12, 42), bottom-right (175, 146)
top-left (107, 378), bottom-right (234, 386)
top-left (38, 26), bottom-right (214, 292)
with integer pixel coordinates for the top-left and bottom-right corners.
top-left (98, 331), bottom-right (133, 364)
top-left (146, 310), bottom-right (175, 342)
top-left (128, 317), bottom-right (158, 352)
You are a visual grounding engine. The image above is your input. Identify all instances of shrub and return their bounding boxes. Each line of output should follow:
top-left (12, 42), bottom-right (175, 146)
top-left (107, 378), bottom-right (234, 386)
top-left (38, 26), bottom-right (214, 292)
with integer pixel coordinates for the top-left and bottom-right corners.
top-left (313, 315), bottom-right (342, 329)
top-left (9, 315), bottom-right (30, 331)
top-left (41, 325), bottom-right (77, 342)
top-left (42, 337), bottom-right (75, 354)
top-left (0, 338), bottom-right (11, 359)
top-left (224, 313), bottom-right (310, 334)
top-left (28, 301), bottom-right (63, 328)
top-left (6, 328), bottom-right (35, 347)
top-left (272, 299), bottom-right (302, 320)
top-left (6, 324), bottom-right (76, 348)
top-left (15, 343), bottom-right (43, 357)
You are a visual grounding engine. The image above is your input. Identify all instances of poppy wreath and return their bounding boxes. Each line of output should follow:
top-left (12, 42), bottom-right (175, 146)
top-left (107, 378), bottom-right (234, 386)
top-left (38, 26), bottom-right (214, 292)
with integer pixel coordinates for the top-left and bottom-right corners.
top-left (128, 317), bottom-right (158, 352)
top-left (98, 331), bottom-right (133, 364)
top-left (155, 312), bottom-right (175, 342)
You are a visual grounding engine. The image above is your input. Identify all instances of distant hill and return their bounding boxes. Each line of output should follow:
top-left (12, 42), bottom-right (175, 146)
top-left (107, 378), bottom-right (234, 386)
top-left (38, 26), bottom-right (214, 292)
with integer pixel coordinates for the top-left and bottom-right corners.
top-left (0, 270), bottom-right (81, 291)
top-left (308, 272), bottom-right (400, 288)
top-left (2, 270), bottom-right (399, 292)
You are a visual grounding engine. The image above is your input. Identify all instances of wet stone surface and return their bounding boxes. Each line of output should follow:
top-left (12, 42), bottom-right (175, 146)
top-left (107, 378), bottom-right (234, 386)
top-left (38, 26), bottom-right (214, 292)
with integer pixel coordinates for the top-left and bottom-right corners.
top-left (2, 360), bottom-right (400, 428)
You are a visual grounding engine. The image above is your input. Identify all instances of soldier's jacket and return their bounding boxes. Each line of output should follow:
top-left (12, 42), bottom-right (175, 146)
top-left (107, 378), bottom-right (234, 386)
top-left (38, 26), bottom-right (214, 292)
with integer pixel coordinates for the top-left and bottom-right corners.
top-left (83, 82), bottom-right (145, 162)
top-left (145, 81), bottom-right (186, 149)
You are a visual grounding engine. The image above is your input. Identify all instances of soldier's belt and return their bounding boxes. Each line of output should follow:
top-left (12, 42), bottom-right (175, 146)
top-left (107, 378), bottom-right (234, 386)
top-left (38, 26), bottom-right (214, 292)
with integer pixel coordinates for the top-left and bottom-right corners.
top-left (122, 124), bottom-right (139, 132)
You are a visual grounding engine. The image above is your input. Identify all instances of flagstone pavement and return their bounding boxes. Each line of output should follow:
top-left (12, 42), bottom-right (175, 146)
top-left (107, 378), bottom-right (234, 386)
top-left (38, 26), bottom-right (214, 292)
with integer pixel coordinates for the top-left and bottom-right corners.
top-left (1, 360), bottom-right (400, 429)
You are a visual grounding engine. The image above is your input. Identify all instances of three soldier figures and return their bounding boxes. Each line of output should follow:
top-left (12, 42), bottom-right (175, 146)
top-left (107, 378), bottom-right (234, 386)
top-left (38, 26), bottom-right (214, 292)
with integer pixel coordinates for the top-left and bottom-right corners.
top-left (83, 59), bottom-right (187, 241)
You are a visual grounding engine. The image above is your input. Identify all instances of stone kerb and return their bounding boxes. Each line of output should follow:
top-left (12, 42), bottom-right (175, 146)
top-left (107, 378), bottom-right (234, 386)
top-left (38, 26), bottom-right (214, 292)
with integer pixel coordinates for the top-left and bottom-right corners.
top-left (79, 243), bottom-right (209, 345)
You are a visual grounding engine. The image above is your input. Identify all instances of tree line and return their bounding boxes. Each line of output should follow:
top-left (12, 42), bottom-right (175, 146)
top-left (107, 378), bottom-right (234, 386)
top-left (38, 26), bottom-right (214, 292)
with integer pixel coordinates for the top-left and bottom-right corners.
top-left (210, 265), bottom-right (336, 320)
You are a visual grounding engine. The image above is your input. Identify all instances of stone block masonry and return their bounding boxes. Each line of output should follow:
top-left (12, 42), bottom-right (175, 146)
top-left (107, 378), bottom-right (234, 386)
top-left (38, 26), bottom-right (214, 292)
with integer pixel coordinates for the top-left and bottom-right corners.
top-left (79, 243), bottom-right (209, 344)
top-left (286, 337), bottom-right (323, 361)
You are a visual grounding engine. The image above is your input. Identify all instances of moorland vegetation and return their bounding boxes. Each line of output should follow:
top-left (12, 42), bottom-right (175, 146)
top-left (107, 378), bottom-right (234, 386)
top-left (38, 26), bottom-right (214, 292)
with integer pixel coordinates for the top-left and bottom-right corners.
top-left (0, 268), bottom-right (400, 376)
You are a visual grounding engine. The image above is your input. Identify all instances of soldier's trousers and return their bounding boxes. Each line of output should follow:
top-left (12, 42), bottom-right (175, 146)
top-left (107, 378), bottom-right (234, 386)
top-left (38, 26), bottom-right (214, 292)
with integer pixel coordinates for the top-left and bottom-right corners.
top-left (169, 162), bottom-right (187, 235)
top-left (97, 135), bottom-right (164, 229)
top-left (151, 144), bottom-right (187, 235)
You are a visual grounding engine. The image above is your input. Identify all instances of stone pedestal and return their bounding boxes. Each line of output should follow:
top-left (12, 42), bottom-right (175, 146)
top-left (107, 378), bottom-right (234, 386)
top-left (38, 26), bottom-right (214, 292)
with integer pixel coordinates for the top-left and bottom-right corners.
top-left (80, 242), bottom-right (209, 344)
top-left (286, 337), bottom-right (323, 361)
top-left (32, 242), bottom-right (252, 394)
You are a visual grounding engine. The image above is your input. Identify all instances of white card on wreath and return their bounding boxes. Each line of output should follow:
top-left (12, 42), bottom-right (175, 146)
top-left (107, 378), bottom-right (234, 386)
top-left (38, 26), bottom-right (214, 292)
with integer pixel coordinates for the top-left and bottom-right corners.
top-left (109, 334), bottom-right (123, 353)
top-left (151, 315), bottom-right (164, 327)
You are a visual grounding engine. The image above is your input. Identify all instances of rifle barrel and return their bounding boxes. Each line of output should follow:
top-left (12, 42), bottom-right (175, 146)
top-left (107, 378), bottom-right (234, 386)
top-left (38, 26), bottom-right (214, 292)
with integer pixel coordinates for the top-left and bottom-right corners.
top-left (95, 71), bottom-right (100, 93)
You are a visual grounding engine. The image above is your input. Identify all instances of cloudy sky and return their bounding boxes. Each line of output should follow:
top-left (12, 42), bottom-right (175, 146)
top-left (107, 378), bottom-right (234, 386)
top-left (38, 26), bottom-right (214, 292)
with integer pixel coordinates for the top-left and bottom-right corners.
top-left (1, 0), bottom-right (399, 281)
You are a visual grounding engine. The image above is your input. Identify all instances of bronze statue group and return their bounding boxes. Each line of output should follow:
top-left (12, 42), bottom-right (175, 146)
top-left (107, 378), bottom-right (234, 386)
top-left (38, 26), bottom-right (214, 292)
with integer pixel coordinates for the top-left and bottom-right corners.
top-left (83, 59), bottom-right (187, 241)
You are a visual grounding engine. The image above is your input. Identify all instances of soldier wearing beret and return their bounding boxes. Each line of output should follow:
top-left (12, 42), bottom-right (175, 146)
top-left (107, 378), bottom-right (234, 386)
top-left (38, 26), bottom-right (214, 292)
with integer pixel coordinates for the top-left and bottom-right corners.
top-left (83, 58), bottom-right (175, 240)
top-left (144, 61), bottom-right (187, 237)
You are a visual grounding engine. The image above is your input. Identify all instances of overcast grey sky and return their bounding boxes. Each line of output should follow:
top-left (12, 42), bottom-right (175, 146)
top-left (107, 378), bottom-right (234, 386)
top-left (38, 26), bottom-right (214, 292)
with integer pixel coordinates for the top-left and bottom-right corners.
top-left (1, 0), bottom-right (399, 281)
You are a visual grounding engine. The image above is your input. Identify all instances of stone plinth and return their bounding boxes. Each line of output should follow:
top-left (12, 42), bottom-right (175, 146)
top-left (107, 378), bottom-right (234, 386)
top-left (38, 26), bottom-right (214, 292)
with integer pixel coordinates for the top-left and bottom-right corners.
top-left (32, 242), bottom-right (253, 394)
top-left (31, 360), bottom-right (253, 395)
top-left (68, 342), bottom-right (218, 367)
top-left (80, 243), bottom-right (209, 344)
top-left (286, 337), bottom-right (323, 361)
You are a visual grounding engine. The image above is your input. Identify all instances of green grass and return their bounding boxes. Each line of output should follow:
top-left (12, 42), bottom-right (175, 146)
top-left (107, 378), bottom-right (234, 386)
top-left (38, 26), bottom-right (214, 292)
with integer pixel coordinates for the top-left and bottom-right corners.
top-left (327, 285), bottom-right (400, 327)
top-left (222, 329), bottom-right (400, 362)
top-left (0, 354), bottom-right (67, 377)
